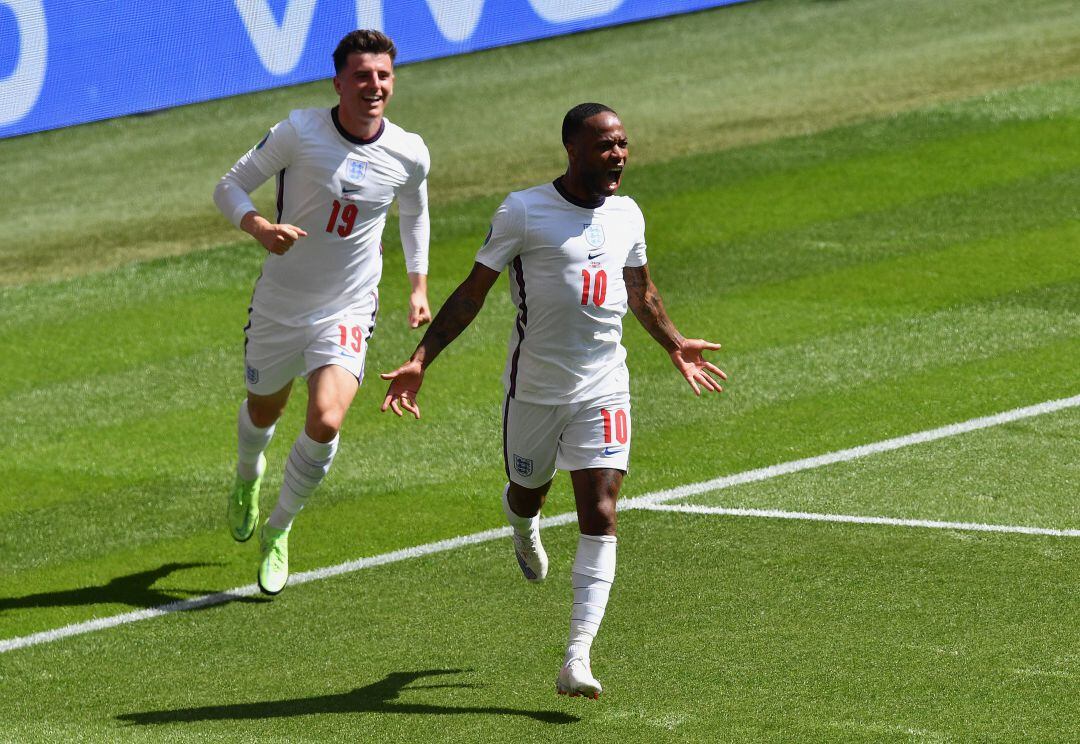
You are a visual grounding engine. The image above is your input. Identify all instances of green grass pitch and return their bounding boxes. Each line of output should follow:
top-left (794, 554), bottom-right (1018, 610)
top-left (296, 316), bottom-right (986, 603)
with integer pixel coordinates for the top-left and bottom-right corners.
top-left (1, 0), bottom-right (1078, 740)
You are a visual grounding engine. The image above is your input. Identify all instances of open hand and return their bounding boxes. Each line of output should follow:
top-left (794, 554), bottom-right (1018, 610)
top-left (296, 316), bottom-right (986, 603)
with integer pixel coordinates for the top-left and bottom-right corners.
top-left (670, 339), bottom-right (727, 396)
top-left (380, 359), bottom-right (424, 418)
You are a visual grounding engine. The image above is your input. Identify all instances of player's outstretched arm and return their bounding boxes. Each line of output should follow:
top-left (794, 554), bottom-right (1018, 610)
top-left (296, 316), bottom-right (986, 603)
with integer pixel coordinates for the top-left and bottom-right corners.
top-left (624, 264), bottom-right (727, 396)
top-left (381, 262), bottom-right (501, 419)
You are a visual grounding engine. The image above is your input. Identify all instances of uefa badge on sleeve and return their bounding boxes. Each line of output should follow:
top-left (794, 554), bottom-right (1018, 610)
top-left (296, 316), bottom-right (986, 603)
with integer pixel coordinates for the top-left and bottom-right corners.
top-left (514, 454), bottom-right (534, 478)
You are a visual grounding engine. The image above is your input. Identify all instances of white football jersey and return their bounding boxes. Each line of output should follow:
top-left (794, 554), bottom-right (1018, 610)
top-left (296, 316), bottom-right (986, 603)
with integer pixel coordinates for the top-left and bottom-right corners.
top-left (475, 180), bottom-right (648, 405)
top-left (217, 108), bottom-right (429, 326)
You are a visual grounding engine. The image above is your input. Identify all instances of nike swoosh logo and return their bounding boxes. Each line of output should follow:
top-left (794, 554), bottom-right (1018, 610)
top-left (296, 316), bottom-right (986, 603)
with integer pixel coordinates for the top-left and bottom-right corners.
top-left (342, 187), bottom-right (363, 194)
top-left (587, 252), bottom-right (603, 260)
top-left (602, 447), bottom-right (623, 456)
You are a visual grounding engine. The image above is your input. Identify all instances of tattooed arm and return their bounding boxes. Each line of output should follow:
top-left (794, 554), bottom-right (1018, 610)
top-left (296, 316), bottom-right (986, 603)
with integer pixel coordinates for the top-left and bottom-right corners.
top-left (624, 264), bottom-right (727, 396)
top-left (381, 262), bottom-right (501, 418)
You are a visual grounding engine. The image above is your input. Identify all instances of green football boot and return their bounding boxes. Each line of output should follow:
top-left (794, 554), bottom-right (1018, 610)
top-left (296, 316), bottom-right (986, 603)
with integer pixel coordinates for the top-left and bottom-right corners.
top-left (227, 454), bottom-right (264, 542)
top-left (258, 522), bottom-right (290, 596)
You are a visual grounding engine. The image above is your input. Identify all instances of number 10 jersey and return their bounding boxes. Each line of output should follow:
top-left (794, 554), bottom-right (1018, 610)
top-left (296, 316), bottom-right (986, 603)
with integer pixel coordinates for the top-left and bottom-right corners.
top-left (475, 180), bottom-right (648, 406)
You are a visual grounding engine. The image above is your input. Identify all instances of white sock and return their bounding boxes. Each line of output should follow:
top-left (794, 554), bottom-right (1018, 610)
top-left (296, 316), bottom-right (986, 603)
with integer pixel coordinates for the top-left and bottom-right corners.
top-left (267, 431), bottom-right (339, 530)
top-left (502, 483), bottom-right (539, 535)
top-left (237, 400), bottom-right (275, 480)
top-left (567, 533), bottom-right (617, 663)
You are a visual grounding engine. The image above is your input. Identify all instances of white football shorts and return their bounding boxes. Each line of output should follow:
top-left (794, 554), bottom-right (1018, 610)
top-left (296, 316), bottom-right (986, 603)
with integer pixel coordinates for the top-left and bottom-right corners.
top-left (242, 296), bottom-right (378, 396)
top-left (502, 390), bottom-right (631, 489)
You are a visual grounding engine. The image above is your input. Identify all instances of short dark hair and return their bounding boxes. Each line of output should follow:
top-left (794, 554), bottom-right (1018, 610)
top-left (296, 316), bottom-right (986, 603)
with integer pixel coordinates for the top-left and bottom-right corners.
top-left (562, 102), bottom-right (616, 145)
top-left (333, 29), bottom-right (397, 72)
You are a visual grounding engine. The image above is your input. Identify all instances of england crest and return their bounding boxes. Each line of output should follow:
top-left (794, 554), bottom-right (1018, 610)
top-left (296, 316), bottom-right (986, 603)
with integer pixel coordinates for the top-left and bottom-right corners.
top-left (514, 454), bottom-right (534, 478)
top-left (346, 157), bottom-right (368, 183)
top-left (583, 223), bottom-right (605, 248)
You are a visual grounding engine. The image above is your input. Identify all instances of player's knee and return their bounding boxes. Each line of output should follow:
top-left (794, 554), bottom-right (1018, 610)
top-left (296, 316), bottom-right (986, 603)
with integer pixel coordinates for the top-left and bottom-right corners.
top-left (508, 480), bottom-right (550, 517)
top-left (308, 409), bottom-right (344, 441)
top-left (597, 498), bottom-right (618, 533)
top-left (581, 498), bottom-right (617, 536)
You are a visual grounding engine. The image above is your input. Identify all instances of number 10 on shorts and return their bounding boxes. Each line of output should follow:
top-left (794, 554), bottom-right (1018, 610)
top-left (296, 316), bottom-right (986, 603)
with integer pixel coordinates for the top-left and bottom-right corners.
top-left (600, 408), bottom-right (628, 444)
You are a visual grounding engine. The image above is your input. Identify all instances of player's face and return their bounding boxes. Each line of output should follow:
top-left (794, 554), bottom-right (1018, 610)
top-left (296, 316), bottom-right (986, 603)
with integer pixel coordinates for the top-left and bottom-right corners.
top-left (334, 52), bottom-right (395, 123)
top-left (571, 112), bottom-right (628, 197)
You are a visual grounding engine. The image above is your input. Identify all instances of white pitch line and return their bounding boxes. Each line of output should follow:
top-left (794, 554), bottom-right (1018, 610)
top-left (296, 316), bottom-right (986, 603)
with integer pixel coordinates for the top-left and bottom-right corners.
top-left (0, 518), bottom-right (575, 655)
top-left (623, 394), bottom-right (1080, 509)
top-left (635, 503), bottom-right (1080, 538)
top-left (2, 393), bottom-right (1077, 655)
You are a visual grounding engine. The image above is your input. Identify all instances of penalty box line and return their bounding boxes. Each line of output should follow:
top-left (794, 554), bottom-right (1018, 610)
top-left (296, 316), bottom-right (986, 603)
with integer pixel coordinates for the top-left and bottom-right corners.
top-left (1, 393), bottom-right (1077, 655)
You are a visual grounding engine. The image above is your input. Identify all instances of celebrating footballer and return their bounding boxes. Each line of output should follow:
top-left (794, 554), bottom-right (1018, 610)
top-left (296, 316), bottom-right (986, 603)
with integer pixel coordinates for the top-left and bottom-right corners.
top-left (381, 102), bottom-right (726, 698)
top-left (214, 30), bottom-right (432, 595)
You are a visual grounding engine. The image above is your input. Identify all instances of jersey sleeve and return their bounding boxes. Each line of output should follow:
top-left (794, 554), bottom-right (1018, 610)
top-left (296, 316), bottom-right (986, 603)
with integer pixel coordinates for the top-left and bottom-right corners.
top-left (397, 137), bottom-right (431, 275)
top-left (212, 118), bottom-right (299, 228)
top-left (623, 198), bottom-right (648, 268)
top-left (475, 194), bottom-right (526, 271)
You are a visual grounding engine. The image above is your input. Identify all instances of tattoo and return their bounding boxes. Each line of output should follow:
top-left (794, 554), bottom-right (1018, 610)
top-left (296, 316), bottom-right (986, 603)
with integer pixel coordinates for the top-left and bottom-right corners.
top-left (623, 265), bottom-right (648, 290)
top-left (570, 467), bottom-right (624, 534)
top-left (587, 468), bottom-right (624, 498)
top-left (415, 287), bottom-right (484, 365)
top-left (624, 265), bottom-right (681, 353)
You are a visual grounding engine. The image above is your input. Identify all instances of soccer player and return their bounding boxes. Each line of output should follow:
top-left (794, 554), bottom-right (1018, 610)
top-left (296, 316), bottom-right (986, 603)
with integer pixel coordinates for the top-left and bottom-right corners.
top-left (213, 30), bottom-right (432, 595)
top-left (380, 103), bottom-right (725, 698)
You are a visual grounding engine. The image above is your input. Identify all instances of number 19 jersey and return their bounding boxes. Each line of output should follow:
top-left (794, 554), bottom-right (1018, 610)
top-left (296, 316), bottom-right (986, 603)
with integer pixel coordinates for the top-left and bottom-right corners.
top-left (475, 180), bottom-right (648, 405)
top-left (216, 107), bottom-right (430, 326)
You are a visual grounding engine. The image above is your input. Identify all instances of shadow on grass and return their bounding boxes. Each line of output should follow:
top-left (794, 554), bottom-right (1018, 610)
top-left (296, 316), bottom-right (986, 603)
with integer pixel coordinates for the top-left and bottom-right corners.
top-left (116, 668), bottom-right (578, 726)
top-left (0, 562), bottom-right (268, 613)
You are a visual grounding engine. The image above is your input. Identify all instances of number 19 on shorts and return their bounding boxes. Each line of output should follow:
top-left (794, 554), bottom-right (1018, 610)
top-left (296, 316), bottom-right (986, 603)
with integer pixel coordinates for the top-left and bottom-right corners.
top-left (338, 324), bottom-right (363, 352)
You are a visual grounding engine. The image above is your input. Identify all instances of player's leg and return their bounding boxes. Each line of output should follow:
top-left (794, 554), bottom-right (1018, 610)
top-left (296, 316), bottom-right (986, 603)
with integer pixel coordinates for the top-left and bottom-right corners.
top-left (506, 480), bottom-right (550, 521)
top-left (556, 467), bottom-right (621, 699)
top-left (503, 480), bottom-right (552, 582)
top-left (570, 467), bottom-right (620, 536)
top-left (258, 365), bottom-right (358, 595)
top-left (554, 393), bottom-right (631, 698)
top-left (229, 309), bottom-right (303, 542)
top-left (228, 385), bottom-right (292, 541)
top-left (241, 384), bottom-right (292, 479)
top-left (258, 304), bottom-right (371, 596)
top-left (501, 396), bottom-right (564, 582)
top-left (264, 365), bottom-right (356, 531)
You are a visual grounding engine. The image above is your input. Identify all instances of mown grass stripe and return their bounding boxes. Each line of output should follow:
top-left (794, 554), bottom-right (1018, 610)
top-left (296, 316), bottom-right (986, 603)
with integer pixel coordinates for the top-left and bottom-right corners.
top-left (3, 393), bottom-right (1075, 655)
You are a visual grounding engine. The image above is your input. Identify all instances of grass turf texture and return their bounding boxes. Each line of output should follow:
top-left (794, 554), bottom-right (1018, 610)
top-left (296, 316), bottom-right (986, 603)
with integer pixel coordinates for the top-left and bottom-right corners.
top-left (2, 0), bottom-right (1079, 740)
top-left (1, 0), bottom-right (1078, 284)
top-left (5, 512), bottom-right (1079, 741)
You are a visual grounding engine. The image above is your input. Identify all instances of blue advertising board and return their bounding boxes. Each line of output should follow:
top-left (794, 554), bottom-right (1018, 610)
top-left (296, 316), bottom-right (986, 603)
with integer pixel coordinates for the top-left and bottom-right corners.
top-left (0, 0), bottom-right (746, 139)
